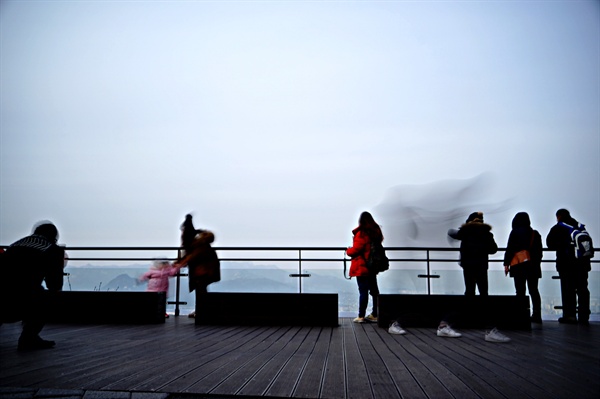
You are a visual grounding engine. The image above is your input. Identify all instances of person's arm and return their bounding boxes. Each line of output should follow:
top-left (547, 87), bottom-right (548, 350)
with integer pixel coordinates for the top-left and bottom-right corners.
top-left (346, 231), bottom-right (369, 258)
top-left (44, 246), bottom-right (65, 291)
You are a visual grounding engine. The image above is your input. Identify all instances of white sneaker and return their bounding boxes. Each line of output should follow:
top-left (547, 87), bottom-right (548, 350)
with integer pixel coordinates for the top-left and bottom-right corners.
top-left (353, 317), bottom-right (366, 323)
top-left (388, 321), bottom-right (407, 335)
top-left (437, 325), bottom-right (462, 338)
top-left (485, 328), bottom-right (511, 343)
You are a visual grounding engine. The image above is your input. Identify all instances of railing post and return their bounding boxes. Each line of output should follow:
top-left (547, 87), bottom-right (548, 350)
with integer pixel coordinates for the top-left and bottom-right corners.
top-left (427, 249), bottom-right (431, 295)
top-left (174, 248), bottom-right (182, 317)
top-left (299, 249), bottom-right (302, 294)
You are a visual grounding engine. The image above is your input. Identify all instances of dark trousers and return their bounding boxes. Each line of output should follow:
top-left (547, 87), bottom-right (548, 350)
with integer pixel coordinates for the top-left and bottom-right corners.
top-left (559, 267), bottom-right (590, 321)
top-left (513, 273), bottom-right (541, 319)
top-left (356, 275), bottom-right (379, 318)
top-left (463, 267), bottom-right (489, 296)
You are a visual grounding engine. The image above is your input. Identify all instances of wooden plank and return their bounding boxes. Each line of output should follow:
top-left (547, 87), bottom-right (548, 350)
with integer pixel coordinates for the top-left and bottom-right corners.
top-left (343, 318), bottom-right (375, 399)
top-left (319, 319), bottom-right (347, 399)
top-left (292, 327), bottom-right (333, 398)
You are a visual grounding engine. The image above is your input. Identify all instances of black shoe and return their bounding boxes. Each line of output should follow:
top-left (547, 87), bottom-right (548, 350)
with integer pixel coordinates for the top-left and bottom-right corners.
top-left (530, 316), bottom-right (543, 324)
top-left (18, 337), bottom-right (56, 351)
top-left (579, 319), bottom-right (590, 326)
top-left (558, 317), bottom-right (578, 325)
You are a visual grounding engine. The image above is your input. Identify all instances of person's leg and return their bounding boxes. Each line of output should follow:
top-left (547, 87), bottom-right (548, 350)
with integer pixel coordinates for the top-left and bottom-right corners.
top-left (463, 269), bottom-right (476, 296)
top-left (559, 270), bottom-right (577, 321)
top-left (356, 276), bottom-right (369, 318)
top-left (575, 266), bottom-right (590, 323)
top-left (368, 274), bottom-right (380, 317)
top-left (476, 268), bottom-right (489, 297)
top-left (526, 276), bottom-right (542, 322)
top-left (19, 292), bottom-right (54, 350)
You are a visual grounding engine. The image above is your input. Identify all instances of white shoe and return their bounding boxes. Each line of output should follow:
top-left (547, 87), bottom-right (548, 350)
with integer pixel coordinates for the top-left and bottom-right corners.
top-left (485, 328), bottom-right (511, 343)
top-left (437, 325), bottom-right (462, 338)
top-left (388, 321), bottom-right (407, 335)
top-left (353, 317), bottom-right (366, 323)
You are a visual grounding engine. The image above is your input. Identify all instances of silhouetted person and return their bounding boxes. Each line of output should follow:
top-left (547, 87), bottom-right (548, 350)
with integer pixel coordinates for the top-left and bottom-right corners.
top-left (175, 231), bottom-right (220, 319)
top-left (546, 209), bottom-right (592, 325)
top-left (346, 211), bottom-right (383, 324)
top-left (180, 214), bottom-right (203, 257)
top-left (503, 212), bottom-right (543, 323)
top-left (448, 211), bottom-right (510, 342)
top-left (0, 222), bottom-right (66, 350)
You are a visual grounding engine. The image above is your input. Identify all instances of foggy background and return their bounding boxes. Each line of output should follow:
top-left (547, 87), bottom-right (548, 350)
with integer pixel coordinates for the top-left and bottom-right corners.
top-left (1, 1), bottom-right (598, 250)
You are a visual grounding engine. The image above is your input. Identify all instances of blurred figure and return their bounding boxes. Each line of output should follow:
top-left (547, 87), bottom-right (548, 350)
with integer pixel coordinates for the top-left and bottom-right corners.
top-left (180, 214), bottom-right (203, 258)
top-left (139, 259), bottom-right (183, 318)
top-left (503, 212), bottom-right (543, 323)
top-left (175, 231), bottom-right (221, 320)
top-left (346, 211), bottom-right (383, 324)
top-left (448, 212), bottom-right (510, 342)
top-left (546, 209), bottom-right (593, 325)
top-left (0, 222), bottom-right (66, 350)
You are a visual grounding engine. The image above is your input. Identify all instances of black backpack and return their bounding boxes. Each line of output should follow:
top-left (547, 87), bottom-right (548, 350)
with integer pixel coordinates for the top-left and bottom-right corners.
top-left (559, 222), bottom-right (595, 259)
top-left (366, 241), bottom-right (390, 274)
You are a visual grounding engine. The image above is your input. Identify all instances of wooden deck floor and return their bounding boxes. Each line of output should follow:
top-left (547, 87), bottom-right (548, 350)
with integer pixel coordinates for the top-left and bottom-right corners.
top-left (1, 318), bottom-right (599, 399)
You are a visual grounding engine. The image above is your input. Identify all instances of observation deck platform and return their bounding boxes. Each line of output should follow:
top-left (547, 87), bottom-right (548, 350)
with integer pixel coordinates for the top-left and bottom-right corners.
top-left (1, 318), bottom-right (599, 399)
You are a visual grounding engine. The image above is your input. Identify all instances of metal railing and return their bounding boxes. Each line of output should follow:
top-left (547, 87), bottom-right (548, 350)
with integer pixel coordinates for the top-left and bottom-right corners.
top-left (2, 245), bottom-right (598, 317)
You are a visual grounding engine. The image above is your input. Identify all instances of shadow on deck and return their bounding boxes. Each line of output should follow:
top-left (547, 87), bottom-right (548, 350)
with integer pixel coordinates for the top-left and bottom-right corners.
top-left (1, 318), bottom-right (599, 399)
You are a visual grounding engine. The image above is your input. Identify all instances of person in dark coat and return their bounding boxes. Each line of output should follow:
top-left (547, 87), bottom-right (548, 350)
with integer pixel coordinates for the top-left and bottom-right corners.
top-left (0, 222), bottom-right (66, 350)
top-left (503, 212), bottom-right (543, 323)
top-left (448, 212), bottom-right (510, 342)
top-left (448, 211), bottom-right (498, 296)
top-left (175, 231), bottom-right (221, 319)
top-left (546, 209), bottom-right (592, 325)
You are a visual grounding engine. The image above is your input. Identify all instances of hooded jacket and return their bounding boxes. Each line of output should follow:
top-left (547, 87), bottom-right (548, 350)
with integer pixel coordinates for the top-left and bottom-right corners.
top-left (449, 220), bottom-right (498, 269)
top-left (346, 227), bottom-right (373, 277)
top-left (179, 231), bottom-right (221, 292)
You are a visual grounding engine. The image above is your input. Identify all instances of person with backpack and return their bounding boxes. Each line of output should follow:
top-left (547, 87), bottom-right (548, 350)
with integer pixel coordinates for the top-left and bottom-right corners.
top-left (503, 212), bottom-right (544, 324)
top-left (546, 209), bottom-right (594, 325)
top-left (346, 211), bottom-right (384, 323)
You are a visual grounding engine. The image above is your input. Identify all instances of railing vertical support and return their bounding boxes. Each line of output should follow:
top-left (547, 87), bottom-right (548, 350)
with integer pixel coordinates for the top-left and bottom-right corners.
top-left (427, 250), bottom-right (431, 295)
top-left (174, 248), bottom-right (182, 317)
top-left (299, 249), bottom-right (302, 294)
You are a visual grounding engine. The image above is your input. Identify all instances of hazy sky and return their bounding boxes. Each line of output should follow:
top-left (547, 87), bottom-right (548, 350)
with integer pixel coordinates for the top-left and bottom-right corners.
top-left (1, 0), bottom-right (599, 249)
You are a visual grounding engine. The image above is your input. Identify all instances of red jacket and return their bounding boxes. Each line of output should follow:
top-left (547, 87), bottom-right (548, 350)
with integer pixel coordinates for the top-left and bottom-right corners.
top-left (346, 227), bottom-right (372, 277)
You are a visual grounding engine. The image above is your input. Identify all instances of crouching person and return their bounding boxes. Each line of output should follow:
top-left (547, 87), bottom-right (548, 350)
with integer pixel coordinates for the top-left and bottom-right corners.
top-left (0, 222), bottom-right (66, 350)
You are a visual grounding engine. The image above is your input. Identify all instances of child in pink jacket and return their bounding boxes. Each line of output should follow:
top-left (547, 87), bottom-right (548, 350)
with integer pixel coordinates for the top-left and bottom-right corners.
top-left (140, 259), bottom-right (182, 317)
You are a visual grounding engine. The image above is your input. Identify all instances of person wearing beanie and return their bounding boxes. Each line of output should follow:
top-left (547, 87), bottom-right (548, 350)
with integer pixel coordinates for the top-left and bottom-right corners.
top-left (0, 221), bottom-right (66, 350)
top-left (546, 209), bottom-right (592, 325)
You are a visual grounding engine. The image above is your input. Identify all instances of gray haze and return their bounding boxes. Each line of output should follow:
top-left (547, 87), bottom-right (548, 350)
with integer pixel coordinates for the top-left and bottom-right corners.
top-left (1, 1), bottom-right (598, 249)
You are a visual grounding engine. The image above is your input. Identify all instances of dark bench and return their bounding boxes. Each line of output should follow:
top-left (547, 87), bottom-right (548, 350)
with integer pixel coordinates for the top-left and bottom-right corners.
top-left (47, 291), bottom-right (167, 324)
top-left (378, 294), bottom-right (531, 330)
top-left (195, 292), bottom-right (339, 327)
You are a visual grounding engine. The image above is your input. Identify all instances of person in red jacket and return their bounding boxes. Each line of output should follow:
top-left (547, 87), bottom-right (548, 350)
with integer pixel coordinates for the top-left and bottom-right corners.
top-left (346, 211), bottom-right (383, 323)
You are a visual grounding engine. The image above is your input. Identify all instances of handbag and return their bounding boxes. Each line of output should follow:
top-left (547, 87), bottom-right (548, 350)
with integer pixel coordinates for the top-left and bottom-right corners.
top-left (510, 249), bottom-right (530, 266)
top-left (509, 232), bottom-right (534, 267)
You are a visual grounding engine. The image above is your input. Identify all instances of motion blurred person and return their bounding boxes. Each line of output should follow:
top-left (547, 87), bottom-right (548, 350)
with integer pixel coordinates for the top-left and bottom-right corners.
top-left (546, 209), bottom-right (592, 325)
top-left (0, 222), bottom-right (66, 350)
top-left (175, 231), bottom-right (221, 321)
top-left (503, 212), bottom-right (543, 323)
top-left (346, 211), bottom-right (383, 323)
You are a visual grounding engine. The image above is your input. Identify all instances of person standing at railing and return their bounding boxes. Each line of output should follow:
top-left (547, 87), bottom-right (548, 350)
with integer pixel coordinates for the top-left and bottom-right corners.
top-left (174, 231), bottom-right (221, 320)
top-left (448, 211), bottom-right (510, 343)
top-left (139, 259), bottom-right (183, 318)
top-left (546, 208), bottom-right (593, 325)
top-left (503, 212), bottom-right (544, 324)
top-left (346, 211), bottom-right (383, 324)
top-left (0, 222), bottom-right (66, 351)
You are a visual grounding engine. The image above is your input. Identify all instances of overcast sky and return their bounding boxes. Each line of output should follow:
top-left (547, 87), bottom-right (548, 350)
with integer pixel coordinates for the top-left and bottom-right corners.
top-left (1, 0), bottom-right (598, 249)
